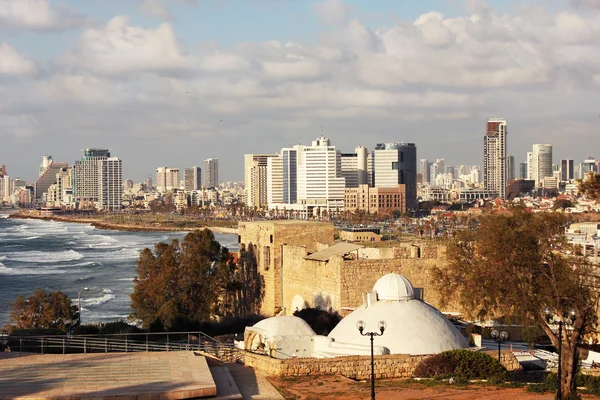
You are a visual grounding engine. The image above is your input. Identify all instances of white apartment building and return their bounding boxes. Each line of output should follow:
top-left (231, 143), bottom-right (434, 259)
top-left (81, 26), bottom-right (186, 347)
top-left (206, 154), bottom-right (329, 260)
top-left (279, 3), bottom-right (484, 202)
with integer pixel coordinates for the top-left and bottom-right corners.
top-left (483, 119), bottom-right (507, 199)
top-left (245, 154), bottom-right (278, 208)
top-left (267, 155), bottom-right (283, 205)
top-left (73, 148), bottom-right (111, 205)
top-left (204, 158), bottom-right (219, 189)
top-left (98, 157), bottom-right (123, 211)
top-left (0, 175), bottom-right (13, 202)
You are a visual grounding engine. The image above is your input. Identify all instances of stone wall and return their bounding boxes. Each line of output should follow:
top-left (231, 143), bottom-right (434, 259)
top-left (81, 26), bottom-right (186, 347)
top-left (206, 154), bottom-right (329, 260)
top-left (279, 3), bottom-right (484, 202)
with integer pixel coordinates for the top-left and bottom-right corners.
top-left (243, 350), bottom-right (522, 379)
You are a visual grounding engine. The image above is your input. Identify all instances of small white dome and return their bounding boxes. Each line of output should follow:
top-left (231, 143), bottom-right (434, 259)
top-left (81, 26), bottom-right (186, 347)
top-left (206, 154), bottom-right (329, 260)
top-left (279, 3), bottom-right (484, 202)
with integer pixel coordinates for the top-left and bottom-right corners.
top-left (373, 273), bottom-right (414, 301)
top-left (252, 316), bottom-right (316, 337)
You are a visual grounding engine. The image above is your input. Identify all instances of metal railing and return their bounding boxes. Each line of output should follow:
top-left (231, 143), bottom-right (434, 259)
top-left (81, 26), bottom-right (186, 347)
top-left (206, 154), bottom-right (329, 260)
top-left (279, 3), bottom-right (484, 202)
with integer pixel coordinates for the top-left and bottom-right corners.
top-left (5, 331), bottom-right (242, 362)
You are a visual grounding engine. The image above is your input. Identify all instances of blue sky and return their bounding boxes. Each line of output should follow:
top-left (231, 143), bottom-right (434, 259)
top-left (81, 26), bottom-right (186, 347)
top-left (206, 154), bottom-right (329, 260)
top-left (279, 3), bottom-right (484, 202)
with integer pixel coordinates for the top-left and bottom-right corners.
top-left (1, 0), bottom-right (599, 182)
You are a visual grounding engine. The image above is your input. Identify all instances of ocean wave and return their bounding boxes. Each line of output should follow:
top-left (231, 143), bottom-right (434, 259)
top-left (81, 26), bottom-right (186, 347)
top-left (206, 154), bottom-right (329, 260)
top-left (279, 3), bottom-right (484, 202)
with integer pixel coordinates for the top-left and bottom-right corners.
top-left (0, 265), bottom-right (84, 275)
top-left (82, 289), bottom-right (115, 306)
top-left (117, 277), bottom-right (135, 281)
top-left (59, 261), bottom-right (99, 268)
top-left (2, 249), bottom-right (84, 263)
top-left (0, 214), bottom-right (9, 219)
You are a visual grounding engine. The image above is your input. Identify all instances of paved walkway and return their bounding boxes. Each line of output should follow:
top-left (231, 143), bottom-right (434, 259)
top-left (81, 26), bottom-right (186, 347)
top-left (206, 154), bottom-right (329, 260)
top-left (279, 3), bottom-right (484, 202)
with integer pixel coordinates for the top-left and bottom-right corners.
top-left (226, 363), bottom-right (284, 400)
top-left (0, 351), bottom-right (216, 399)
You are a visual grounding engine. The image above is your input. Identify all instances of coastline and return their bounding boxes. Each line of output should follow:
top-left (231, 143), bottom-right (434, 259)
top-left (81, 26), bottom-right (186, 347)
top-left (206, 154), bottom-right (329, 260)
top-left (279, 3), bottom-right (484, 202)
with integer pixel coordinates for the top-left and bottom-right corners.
top-left (9, 211), bottom-right (239, 235)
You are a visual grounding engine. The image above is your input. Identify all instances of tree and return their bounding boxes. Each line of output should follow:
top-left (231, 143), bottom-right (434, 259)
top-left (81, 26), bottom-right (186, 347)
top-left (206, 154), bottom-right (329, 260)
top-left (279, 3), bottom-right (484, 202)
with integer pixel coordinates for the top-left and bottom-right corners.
top-left (130, 229), bottom-right (234, 329)
top-left (9, 289), bottom-right (77, 331)
top-left (434, 206), bottom-right (599, 399)
top-left (578, 172), bottom-right (600, 201)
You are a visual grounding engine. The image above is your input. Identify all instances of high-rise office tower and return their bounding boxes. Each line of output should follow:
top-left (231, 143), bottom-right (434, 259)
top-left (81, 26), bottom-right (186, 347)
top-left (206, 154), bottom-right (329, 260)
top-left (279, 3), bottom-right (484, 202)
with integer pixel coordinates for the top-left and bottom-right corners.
top-left (244, 154), bottom-right (278, 208)
top-left (165, 168), bottom-right (179, 191)
top-left (419, 159), bottom-right (430, 184)
top-left (526, 152), bottom-right (533, 180)
top-left (372, 142), bottom-right (417, 210)
top-left (560, 159), bottom-right (574, 182)
top-left (506, 155), bottom-right (515, 182)
top-left (204, 158), bottom-right (219, 189)
top-left (579, 157), bottom-right (598, 179)
top-left (145, 176), bottom-right (152, 190)
top-left (183, 167), bottom-right (201, 191)
top-left (483, 118), bottom-right (507, 199)
top-left (296, 136), bottom-right (345, 205)
top-left (519, 162), bottom-right (527, 179)
top-left (531, 144), bottom-right (552, 187)
top-left (156, 167), bottom-right (167, 192)
top-left (98, 157), bottom-right (123, 211)
top-left (340, 146), bottom-right (368, 189)
top-left (267, 155), bottom-right (283, 205)
top-left (282, 147), bottom-right (299, 204)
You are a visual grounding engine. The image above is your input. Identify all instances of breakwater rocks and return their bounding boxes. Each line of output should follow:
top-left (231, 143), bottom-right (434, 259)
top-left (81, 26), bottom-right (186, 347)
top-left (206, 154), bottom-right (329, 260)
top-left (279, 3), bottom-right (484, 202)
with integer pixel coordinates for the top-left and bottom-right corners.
top-left (9, 211), bottom-right (238, 235)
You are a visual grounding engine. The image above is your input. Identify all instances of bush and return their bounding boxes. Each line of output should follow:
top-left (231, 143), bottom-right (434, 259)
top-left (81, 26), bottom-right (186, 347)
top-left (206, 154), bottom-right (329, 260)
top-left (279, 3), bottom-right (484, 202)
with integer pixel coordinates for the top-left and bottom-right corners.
top-left (413, 350), bottom-right (508, 384)
top-left (579, 374), bottom-right (600, 396)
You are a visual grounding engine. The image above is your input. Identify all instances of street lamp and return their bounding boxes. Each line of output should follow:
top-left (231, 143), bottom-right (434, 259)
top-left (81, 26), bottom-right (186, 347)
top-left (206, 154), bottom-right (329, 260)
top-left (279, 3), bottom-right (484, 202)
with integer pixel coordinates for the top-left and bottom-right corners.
top-left (545, 308), bottom-right (577, 400)
top-left (357, 320), bottom-right (387, 400)
top-left (77, 287), bottom-right (89, 326)
top-left (490, 329), bottom-right (509, 362)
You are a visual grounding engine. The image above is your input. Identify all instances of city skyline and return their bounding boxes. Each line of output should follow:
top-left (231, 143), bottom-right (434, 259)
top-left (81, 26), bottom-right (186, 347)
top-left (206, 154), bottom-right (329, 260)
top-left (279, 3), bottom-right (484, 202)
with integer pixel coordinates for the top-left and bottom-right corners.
top-left (2, 0), bottom-right (600, 181)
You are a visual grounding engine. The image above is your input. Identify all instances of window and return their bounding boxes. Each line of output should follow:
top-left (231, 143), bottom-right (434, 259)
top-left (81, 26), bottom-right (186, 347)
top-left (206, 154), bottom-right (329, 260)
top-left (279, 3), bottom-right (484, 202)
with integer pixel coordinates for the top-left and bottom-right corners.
top-left (270, 234), bottom-right (273, 244)
top-left (264, 246), bottom-right (271, 270)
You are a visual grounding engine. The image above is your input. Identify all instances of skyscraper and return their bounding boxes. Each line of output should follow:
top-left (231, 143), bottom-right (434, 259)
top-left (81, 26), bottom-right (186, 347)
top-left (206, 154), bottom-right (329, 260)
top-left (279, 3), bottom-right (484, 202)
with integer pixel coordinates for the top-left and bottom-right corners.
top-left (419, 159), bottom-right (430, 184)
top-left (561, 159), bottom-right (574, 182)
top-left (98, 157), bottom-right (123, 211)
top-left (519, 162), bottom-right (527, 179)
top-left (73, 148), bottom-right (121, 210)
top-left (267, 155), bottom-right (283, 205)
top-left (244, 154), bottom-right (278, 208)
top-left (281, 147), bottom-right (298, 204)
top-left (204, 158), bottom-right (219, 189)
top-left (531, 144), bottom-right (552, 187)
top-left (506, 155), bottom-right (515, 182)
top-left (39, 155), bottom-right (52, 177)
top-left (372, 142), bottom-right (417, 210)
top-left (341, 146), bottom-right (368, 189)
top-left (483, 118), bottom-right (507, 199)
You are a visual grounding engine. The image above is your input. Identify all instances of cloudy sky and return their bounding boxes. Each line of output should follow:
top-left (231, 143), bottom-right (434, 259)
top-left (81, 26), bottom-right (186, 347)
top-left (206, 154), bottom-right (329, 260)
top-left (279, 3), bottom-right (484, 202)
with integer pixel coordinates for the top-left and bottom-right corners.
top-left (1, 0), bottom-right (600, 182)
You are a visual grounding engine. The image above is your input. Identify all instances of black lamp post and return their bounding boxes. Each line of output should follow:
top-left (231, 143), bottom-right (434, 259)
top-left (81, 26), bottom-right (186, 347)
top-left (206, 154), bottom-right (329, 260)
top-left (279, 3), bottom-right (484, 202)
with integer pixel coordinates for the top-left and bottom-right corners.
top-left (490, 329), bottom-right (508, 362)
top-left (357, 320), bottom-right (386, 400)
top-left (545, 308), bottom-right (577, 400)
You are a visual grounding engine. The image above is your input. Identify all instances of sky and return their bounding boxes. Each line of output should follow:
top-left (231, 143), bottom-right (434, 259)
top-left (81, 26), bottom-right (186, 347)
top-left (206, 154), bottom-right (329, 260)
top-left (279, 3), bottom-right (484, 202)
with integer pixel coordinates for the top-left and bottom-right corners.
top-left (1, 0), bottom-right (599, 182)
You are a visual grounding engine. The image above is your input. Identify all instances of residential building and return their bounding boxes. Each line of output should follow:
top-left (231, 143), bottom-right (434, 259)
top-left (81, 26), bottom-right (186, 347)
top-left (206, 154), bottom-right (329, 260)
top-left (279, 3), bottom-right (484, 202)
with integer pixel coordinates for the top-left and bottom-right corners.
top-left (73, 148), bottom-right (111, 205)
top-left (531, 144), bottom-right (553, 187)
top-left (0, 165), bottom-right (6, 177)
top-left (483, 118), bottom-right (507, 199)
top-left (156, 167), bottom-right (167, 192)
top-left (98, 157), bottom-right (123, 211)
top-left (39, 155), bottom-right (52, 177)
top-left (245, 154), bottom-right (278, 208)
top-left (204, 158), bottom-right (219, 188)
top-left (344, 184), bottom-right (406, 215)
top-left (267, 155), bottom-right (284, 205)
top-left (0, 175), bottom-right (13, 201)
top-left (372, 142), bottom-right (417, 210)
top-left (165, 168), bottom-right (179, 191)
top-left (561, 159), bottom-right (574, 182)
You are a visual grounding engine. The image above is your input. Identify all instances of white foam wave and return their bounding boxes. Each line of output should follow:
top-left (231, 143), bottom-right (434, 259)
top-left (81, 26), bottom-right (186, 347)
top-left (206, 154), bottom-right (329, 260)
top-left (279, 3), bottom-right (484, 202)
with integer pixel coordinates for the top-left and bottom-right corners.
top-left (117, 277), bottom-right (135, 281)
top-left (60, 261), bottom-right (99, 268)
top-left (0, 265), bottom-right (84, 275)
top-left (24, 236), bottom-right (40, 240)
top-left (0, 214), bottom-right (9, 219)
top-left (3, 249), bottom-right (84, 263)
top-left (0, 256), bottom-right (6, 261)
top-left (82, 289), bottom-right (115, 306)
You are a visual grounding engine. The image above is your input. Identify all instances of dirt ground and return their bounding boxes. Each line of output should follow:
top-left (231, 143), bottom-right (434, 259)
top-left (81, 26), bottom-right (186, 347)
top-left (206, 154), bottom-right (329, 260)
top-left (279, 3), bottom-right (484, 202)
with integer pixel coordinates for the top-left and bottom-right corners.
top-left (268, 375), bottom-right (599, 400)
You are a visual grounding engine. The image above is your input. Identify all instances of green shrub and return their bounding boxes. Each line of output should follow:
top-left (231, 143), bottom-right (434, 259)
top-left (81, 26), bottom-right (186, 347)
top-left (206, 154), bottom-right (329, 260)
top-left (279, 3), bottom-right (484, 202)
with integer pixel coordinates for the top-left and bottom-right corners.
top-left (579, 374), bottom-right (600, 396)
top-left (413, 350), bottom-right (508, 383)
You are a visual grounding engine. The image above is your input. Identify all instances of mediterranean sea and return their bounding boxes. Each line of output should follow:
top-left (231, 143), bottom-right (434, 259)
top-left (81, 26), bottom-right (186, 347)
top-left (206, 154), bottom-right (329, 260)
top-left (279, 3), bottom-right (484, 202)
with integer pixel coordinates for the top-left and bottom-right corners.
top-left (0, 213), bottom-right (238, 327)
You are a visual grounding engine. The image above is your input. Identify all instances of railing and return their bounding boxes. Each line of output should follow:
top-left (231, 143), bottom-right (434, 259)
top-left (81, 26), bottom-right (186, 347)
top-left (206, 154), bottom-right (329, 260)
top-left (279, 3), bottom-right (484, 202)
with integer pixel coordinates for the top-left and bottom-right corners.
top-left (5, 331), bottom-right (242, 363)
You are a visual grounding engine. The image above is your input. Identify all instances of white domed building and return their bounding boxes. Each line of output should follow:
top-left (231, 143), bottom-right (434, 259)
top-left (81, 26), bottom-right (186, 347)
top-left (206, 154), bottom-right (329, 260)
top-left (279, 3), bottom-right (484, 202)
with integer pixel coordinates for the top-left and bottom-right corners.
top-left (241, 273), bottom-right (467, 358)
top-left (328, 273), bottom-right (467, 355)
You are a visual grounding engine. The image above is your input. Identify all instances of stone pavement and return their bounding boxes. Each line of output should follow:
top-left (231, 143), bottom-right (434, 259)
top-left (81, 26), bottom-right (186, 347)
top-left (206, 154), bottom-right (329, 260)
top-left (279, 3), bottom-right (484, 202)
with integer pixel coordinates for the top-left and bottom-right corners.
top-left (226, 363), bottom-right (284, 400)
top-left (0, 351), bottom-right (216, 399)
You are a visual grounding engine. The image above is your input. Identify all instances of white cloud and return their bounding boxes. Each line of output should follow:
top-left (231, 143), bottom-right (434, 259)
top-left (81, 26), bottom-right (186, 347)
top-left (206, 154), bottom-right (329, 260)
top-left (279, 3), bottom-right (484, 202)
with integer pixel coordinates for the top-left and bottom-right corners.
top-left (0, 42), bottom-right (39, 76)
top-left (200, 53), bottom-right (251, 72)
top-left (61, 16), bottom-right (193, 75)
top-left (314, 0), bottom-right (351, 25)
top-left (0, 0), bottom-right (90, 32)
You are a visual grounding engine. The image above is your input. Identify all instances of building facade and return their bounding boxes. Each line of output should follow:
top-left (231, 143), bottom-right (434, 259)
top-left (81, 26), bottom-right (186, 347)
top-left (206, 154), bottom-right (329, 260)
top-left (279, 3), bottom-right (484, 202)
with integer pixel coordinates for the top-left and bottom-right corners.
top-left (36, 160), bottom-right (69, 200)
top-left (245, 154), bottom-right (278, 208)
top-left (98, 157), bottom-right (123, 211)
top-left (73, 148), bottom-right (111, 205)
top-left (344, 184), bottom-right (406, 215)
top-left (183, 166), bottom-right (201, 191)
top-left (204, 158), bottom-right (219, 189)
top-left (483, 118), bottom-right (507, 199)
top-left (561, 159), bottom-right (574, 182)
top-left (267, 155), bottom-right (283, 205)
top-left (531, 144), bottom-right (552, 187)
top-left (372, 142), bottom-right (417, 210)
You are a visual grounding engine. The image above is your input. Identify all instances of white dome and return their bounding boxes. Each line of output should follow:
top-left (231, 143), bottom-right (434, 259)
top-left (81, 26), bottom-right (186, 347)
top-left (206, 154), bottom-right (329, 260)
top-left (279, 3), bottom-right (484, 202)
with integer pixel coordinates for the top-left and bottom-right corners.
top-left (373, 273), bottom-right (414, 301)
top-left (328, 300), bottom-right (467, 355)
top-left (252, 316), bottom-right (316, 337)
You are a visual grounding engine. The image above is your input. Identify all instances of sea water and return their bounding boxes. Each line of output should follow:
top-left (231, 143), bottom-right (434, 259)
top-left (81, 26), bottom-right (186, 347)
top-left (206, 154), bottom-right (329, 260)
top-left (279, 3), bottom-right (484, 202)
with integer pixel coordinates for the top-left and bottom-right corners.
top-left (0, 213), bottom-right (238, 327)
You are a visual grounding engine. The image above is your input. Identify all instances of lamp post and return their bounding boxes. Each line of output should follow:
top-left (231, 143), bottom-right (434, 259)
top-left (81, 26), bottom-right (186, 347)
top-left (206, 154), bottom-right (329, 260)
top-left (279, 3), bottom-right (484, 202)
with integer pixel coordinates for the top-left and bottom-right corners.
top-left (545, 308), bottom-right (577, 400)
top-left (77, 287), bottom-right (89, 326)
top-left (490, 329), bottom-right (508, 362)
top-left (357, 320), bottom-right (387, 400)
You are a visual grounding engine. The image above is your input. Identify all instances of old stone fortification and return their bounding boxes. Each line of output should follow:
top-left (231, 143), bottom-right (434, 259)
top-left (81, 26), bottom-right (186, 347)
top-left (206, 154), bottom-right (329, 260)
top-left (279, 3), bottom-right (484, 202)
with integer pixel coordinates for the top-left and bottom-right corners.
top-left (243, 350), bottom-right (521, 379)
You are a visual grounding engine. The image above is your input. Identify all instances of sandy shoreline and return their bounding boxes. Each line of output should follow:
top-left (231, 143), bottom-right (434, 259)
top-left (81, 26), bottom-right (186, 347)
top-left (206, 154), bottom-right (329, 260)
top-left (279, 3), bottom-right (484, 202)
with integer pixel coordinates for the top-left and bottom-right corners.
top-left (8, 211), bottom-right (239, 235)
